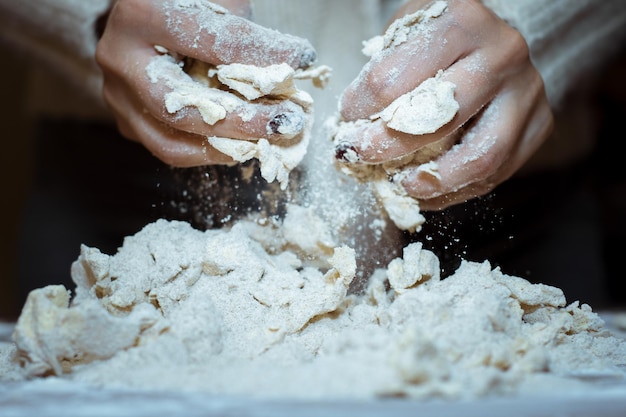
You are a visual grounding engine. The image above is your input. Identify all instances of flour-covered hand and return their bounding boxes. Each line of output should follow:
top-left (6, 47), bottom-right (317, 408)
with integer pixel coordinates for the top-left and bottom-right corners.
top-left (338, 0), bottom-right (553, 210)
top-left (96, 0), bottom-right (316, 167)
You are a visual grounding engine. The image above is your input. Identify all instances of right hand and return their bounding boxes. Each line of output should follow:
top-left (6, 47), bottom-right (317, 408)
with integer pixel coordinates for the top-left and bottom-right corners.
top-left (337, 0), bottom-right (553, 211)
top-left (96, 0), bottom-right (317, 167)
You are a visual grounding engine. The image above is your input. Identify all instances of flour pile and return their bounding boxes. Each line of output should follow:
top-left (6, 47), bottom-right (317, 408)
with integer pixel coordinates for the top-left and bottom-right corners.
top-left (2, 210), bottom-right (625, 399)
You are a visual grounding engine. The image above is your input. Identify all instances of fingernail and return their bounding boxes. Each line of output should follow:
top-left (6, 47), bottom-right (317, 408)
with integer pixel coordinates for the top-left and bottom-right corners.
top-left (334, 143), bottom-right (360, 163)
top-left (268, 112), bottom-right (305, 138)
top-left (298, 48), bottom-right (317, 69)
top-left (403, 168), bottom-right (441, 198)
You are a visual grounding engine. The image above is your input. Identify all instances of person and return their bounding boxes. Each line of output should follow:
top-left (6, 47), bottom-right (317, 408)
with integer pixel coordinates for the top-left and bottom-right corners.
top-left (1, 0), bottom-right (625, 311)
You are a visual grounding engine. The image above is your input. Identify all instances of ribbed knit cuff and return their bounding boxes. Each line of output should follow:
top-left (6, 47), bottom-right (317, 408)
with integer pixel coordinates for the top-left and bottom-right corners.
top-left (482, 0), bottom-right (626, 108)
top-left (0, 0), bottom-right (114, 102)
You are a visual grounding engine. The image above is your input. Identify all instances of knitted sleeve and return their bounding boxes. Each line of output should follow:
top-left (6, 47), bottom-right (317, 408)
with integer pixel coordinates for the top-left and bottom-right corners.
top-left (0, 0), bottom-right (113, 101)
top-left (481, 0), bottom-right (626, 109)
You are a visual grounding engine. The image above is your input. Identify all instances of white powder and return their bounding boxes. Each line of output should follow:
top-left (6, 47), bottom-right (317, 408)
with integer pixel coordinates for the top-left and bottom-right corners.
top-left (2, 214), bottom-right (625, 399)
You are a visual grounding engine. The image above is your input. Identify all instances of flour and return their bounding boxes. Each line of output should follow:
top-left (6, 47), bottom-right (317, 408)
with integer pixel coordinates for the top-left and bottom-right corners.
top-left (2, 213), bottom-right (625, 399)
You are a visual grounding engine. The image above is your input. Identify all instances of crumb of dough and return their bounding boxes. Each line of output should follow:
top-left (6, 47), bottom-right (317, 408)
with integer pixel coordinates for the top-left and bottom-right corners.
top-left (210, 63), bottom-right (331, 101)
top-left (210, 63), bottom-right (298, 101)
top-left (4, 211), bottom-right (625, 399)
top-left (371, 177), bottom-right (425, 233)
top-left (207, 136), bottom-right (309, 190)
top-left (373, 70), bottom-right (459, 135)
top-left (146, 53), bottom-right (239, 125)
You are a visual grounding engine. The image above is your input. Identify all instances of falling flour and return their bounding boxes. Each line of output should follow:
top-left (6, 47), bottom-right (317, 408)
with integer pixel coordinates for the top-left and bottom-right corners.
top-left (1, 0), bottom-right (625, 403)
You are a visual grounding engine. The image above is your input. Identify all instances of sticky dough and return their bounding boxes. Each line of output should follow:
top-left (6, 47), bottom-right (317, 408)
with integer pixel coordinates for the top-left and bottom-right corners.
top-left (146, 51), bottom-right (330, 190)
top-left (7, 209), bottom-right (626, 399)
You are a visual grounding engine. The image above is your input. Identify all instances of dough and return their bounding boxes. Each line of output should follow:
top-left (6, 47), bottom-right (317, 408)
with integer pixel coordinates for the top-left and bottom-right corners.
top-left (4, 209), bottom-right (625, 399)
top-left (3, 0), bottom-right (624, 402)
top-left (374, 70), bottom-right (459, 136)
top-left (145, 50), bottom-right (331, 190)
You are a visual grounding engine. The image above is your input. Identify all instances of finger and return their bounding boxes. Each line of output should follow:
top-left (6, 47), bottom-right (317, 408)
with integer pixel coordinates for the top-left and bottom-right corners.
top-left (335, 52), bottom-right (499, 164)
top-left (102, 44), bottom-right (309, 142)
top-left (416, 181), bottom-right (495, 211)
top-left (340, 0), bottom-right (497, 121)
top-left (166, 97), bottom-right (309, 142)
top-left (404, 112), bottom-right (509, 212)
top-left (119, 115), bottom-right (234, 167)
top-left (108, 0), bottom-right (316, 70)
top-left (402, 74), bottom-right (553, 209)
top-left (103, 74), bottom-right (233, 167)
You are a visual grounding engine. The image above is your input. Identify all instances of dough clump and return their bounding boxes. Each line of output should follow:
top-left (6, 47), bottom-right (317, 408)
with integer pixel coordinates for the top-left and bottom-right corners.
top-left (3, 209), bottom-right (625, 399)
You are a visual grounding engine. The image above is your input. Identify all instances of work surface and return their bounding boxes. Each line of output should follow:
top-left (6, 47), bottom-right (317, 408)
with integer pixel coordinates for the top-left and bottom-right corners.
top-left (1, 315), bottom-right (625, 417)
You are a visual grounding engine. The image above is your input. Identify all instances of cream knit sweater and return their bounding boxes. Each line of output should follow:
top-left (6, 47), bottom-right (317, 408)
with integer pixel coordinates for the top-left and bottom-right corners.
top-left (483, 0), bottom-right (626, 109)
top-left (1, 0), bottom-right (625, 164)
top-left (0, 0), bottom-right (112, 109)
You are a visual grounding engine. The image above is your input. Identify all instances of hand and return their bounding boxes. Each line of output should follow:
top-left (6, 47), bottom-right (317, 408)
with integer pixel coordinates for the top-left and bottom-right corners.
top-left (96, 0), bottom-right (316, 167)
top-left (338, 0), bottom-right (553, 210)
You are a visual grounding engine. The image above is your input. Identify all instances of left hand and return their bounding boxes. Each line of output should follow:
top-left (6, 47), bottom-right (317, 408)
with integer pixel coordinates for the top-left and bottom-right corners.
top-left (337, 0), bottom-right (553, 210)
top-left (96, 0), bottom-right (316, 167)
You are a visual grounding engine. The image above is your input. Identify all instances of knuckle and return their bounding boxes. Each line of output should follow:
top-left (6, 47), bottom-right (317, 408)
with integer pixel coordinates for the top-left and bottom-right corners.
top-left (364, 66), bottom-right (402, 106)
top-left (342, 66), bottom-right (402, 119)
top-left (466, 149), bottom-right (503, 181)
top-left (94, 42), bottom-right (114, 70)
top-left (504, 28), bottom-right (530, 65)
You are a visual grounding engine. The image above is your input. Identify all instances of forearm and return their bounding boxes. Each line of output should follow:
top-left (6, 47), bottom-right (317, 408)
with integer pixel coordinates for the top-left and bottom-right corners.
top-left (482, 0), bottom-right (626, 109)
top-left (0, 0), bottom-right (113, 100)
